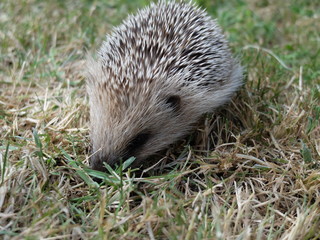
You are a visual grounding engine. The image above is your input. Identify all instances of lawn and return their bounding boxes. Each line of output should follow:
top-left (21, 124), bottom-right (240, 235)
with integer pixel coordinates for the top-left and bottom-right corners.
top-left (0, 0), bottom-right (319, 239)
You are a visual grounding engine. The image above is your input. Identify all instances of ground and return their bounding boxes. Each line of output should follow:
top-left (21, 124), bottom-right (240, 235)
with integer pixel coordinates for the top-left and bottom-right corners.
top-left (0, 0), bottom-right (319, 239)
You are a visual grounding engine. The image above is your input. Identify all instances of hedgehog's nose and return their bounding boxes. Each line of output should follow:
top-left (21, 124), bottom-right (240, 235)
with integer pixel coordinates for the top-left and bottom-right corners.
top-left (90, 156), bottom-right (106, 172)
top-left (90, 154), bottom-right (118, 172)
top-left (90, 153), bottom-right (107, 172)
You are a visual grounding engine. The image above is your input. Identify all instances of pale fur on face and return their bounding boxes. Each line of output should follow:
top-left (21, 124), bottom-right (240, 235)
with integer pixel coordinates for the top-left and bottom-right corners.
top-left (86, 1), bottom-right (243, 171)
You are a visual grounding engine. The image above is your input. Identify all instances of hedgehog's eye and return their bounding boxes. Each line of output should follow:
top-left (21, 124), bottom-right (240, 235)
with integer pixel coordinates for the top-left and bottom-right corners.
top-left (166, 95), bottom-right (181, 111)
top-left (125, 132), bottom-right (151, 156)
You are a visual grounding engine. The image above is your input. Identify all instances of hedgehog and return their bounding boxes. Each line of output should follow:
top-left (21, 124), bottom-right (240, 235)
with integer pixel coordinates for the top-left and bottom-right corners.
top-left (86, 1), bottom-right (243, 172)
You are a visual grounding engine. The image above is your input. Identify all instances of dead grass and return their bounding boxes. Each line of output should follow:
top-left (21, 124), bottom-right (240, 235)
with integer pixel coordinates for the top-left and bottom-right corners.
top-left (0, 0), bottom-right (319, 239)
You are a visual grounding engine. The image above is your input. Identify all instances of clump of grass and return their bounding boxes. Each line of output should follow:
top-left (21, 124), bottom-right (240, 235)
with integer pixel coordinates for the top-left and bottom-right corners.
top-left (1, 0), bottom-right (319, 239)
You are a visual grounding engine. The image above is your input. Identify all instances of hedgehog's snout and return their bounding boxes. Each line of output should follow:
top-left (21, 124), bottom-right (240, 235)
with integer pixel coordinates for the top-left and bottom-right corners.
top-left (90, 131), bottom-right (152, 172)
top-left (90, 153), bottom-right (118, 172)
top-left (90, 154), bottom-right (106, 172)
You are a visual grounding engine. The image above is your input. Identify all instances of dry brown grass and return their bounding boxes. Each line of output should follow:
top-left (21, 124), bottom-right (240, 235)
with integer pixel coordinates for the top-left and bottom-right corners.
top-left (1, 0), bottom-right (319, 239)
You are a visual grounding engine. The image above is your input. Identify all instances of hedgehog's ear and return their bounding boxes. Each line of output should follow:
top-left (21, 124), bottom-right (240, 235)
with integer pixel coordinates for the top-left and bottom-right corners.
top-left (165, 95), bottom-right (181, 111)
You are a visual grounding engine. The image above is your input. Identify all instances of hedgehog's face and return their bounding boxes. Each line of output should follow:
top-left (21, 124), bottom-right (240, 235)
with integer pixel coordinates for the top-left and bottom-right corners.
top-left (87, 80), bottom-right (203, 172)
top-left (87, 59), bottom-right (241, 172)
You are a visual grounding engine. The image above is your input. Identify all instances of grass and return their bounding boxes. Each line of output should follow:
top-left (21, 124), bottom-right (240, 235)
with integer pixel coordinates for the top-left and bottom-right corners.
top-left (0, 0), bottom-right (319, 239)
